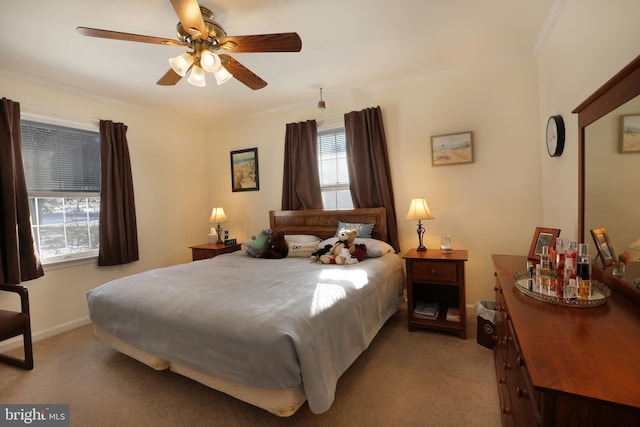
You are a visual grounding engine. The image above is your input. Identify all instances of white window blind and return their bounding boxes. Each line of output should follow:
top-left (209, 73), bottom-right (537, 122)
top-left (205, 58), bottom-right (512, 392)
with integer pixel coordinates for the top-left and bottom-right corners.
top-left (21, 120), bottom-right (101, 193)
top-left (20, 120), bottom-right (101, 263)
top-left (317, 128), bottom-right (353, 209)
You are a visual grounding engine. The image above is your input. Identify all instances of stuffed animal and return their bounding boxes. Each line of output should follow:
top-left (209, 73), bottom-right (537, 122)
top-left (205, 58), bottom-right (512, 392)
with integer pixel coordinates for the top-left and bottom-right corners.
top-left (353, 243), bottom-right (367, 262)
top-left (310, 244), bottom-right (333, 263)
top-left (262, 231), bottom-right (289, 259)
top-left (246, 229), bottom-right (271, 258)
top-left (318, 228), bottom-right (358, 264)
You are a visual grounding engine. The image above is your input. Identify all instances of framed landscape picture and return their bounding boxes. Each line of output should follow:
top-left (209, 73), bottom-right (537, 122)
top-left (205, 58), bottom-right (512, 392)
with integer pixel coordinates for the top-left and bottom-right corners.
top-left (230, 148), bottom-right (259, 192)
top-left (431, 131), bottom-right (474, 166)
top-left (619, 114), bottom-right (640, 153)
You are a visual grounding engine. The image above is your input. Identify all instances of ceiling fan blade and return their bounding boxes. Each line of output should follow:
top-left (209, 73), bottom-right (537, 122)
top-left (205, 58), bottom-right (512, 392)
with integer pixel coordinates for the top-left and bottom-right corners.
top-left (157, 68), bottom-right (184, 86)
top-left (219, 54), bottom-right (267, 90)
top-left (76, 27), bottom-right (185, 47)
top-left (170, 0), bottom-right (208, 40)
top-left (219, 33), bottom-right (302, 53)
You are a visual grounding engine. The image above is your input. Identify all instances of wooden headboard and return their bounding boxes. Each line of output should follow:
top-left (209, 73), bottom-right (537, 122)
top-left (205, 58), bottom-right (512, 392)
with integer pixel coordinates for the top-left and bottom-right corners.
top-left (269, 208), bottom-right (387, 241)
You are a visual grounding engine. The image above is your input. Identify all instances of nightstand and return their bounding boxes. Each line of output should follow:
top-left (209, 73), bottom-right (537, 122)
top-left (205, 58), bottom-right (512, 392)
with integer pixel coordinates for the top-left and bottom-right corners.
top-left (403, 248), bottom-right (468, 338)
top-left (189, 243), bottom-right (241, 261)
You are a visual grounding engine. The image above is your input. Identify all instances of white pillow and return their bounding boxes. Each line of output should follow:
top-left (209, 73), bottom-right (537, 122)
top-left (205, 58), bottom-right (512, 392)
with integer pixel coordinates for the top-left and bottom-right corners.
top-left (287, 241), bottom-right (319, 257)
top-left (285, 234), bottom-right (321, 244)
top-left (318, 237), bottom-right (394, 258)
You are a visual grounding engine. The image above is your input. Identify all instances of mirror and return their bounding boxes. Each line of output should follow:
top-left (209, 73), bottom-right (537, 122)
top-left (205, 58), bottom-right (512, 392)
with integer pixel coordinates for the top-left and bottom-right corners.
top-left (574, 54), bottom-right (640, 302)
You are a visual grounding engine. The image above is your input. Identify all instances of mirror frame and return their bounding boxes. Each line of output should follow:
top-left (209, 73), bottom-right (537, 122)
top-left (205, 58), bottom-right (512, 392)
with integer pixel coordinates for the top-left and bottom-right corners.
top-left (573, 54), bottom-right (640, 304)
top-left (573, 54), bottom-right (640, 242)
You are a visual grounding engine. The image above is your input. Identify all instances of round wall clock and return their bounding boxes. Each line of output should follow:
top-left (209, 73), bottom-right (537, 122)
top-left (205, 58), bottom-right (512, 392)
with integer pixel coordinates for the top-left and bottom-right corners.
top-left (546, 115), bottom-right (565, 157)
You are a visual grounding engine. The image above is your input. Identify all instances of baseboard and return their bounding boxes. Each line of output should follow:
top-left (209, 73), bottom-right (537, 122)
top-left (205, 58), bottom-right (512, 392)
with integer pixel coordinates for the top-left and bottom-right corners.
top-left (0, 316), bottom-right (92, 353)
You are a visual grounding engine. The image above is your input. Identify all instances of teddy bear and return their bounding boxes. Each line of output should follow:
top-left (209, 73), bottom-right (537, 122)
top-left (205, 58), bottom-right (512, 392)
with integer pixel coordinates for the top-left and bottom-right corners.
top-left (262, 230), bottom-right (289, 259)
top-left (318, 228), bottom-right (358, 264)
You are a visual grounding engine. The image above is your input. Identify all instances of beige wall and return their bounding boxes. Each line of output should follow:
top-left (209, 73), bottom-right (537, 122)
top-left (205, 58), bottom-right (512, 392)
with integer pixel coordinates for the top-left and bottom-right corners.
top-left (3, 0), bottom-right (640, 347)
top-left (207, 57), bottom-right (543, 307)
top-left (537, 0), bottom-right (640, 239)
top-left (0, 75), bottom-right (209, 343)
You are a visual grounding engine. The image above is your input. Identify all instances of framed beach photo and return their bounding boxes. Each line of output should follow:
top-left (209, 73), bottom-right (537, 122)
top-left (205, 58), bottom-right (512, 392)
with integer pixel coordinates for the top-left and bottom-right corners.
top-left (230, 148), bottom-right (259, 192)
top-left (431, 131), bottom-right (474, 166)
top-left (619, 114), bottom-right (640, 153)
top-left (590, 228), bottom-right (616, 267)
top-left (528, 227), bottom-right (560, 260)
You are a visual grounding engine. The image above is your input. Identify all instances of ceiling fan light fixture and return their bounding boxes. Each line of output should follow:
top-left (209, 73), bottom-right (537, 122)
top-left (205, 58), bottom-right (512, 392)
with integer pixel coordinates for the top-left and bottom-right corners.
top-left (214, 66), bottom-right (233, 85)
top-left (187, 65), bottom-right (207, 87)
top-left (169, 52), bottom-right (194, 77)
top-left (200, 50), bottom-right (221, 73)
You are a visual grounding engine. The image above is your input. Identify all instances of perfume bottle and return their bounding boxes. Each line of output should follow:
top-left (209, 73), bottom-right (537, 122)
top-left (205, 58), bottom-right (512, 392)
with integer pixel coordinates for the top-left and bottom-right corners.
top-left (564, 257), bottom-right (577, 299)
top-left (540, 246), bottom-right (551, 291)
top-left (553, 239), bottom-right (565, 297)
top-left (577, 243), bottom-right (592, 299)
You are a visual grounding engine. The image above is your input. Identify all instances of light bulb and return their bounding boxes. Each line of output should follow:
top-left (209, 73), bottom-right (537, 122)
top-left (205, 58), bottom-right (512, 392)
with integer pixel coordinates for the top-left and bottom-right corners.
top-left (168, 52), bottom-right (194, 77)
top-left (187, 65), bottom-right (206, 87)
top-left (201, 50), bottom-right (221, 73)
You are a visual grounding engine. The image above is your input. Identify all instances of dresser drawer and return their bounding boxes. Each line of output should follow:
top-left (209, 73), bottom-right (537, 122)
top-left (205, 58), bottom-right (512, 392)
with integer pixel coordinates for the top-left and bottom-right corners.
top-left (410, 260), bottom-right (458, 282)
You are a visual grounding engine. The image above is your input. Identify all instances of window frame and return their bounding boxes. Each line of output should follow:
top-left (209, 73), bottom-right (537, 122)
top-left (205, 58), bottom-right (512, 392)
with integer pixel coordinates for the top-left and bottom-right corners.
top-left (317, 125), bottom-right (354, 210)
top-left (20, 112), bottom-right (101, 265)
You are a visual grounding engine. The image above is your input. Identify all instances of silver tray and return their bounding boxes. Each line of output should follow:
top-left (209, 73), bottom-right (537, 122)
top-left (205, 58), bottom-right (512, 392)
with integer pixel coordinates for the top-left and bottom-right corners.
top-left (513, 271), bottom-right (611, 308)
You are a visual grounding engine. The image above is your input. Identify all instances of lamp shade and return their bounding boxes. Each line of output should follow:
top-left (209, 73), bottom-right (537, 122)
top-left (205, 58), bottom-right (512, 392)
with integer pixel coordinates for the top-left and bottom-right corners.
top-left (209, 207), bottom-right (228, 224)
top-left (200, 50), bottom-right (221, 73)
top-left (187, 65), bottom-right (206, 87)
top-left (406, 198), bottom-right (434, 221)
top-left (168, 52), bottom-right (194, 77)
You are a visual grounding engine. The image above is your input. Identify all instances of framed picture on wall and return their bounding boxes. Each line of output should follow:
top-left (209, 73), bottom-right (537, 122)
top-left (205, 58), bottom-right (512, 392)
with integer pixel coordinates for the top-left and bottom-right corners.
top-left (431, 131), bottom-right (474, 166)
top-left (230, 148), bottom-right (259, 192)
top-left (590, 228), bottom-right (616, 267)
top-left (619, 114), bottom-right (640, 153)
top-left (528, 227), bottom-right (561, 260)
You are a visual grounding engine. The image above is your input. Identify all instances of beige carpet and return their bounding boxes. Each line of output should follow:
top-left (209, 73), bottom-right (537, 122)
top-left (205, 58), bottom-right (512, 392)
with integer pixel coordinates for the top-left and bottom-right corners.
top-left (0, 304), bottom-right (500, 427)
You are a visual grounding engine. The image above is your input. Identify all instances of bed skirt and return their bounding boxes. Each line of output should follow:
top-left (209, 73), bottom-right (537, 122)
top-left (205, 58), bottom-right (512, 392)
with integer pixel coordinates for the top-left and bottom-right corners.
top-left (93, 326), bottom-right (307, 417)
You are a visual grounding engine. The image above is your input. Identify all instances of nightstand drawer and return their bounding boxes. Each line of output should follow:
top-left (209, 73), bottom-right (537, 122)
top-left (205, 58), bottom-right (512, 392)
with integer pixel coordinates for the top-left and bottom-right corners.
top-left (411, 261), bottom-right (458, 282)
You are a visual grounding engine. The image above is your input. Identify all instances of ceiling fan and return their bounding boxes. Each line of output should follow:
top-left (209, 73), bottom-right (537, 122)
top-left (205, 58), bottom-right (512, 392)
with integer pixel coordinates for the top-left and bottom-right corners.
top-left (76, 0), bottom-right (302, 89)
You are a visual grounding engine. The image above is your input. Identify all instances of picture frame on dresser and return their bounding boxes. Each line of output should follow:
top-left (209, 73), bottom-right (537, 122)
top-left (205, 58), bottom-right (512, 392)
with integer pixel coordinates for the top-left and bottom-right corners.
top-left (528, 227), bottom-right (560, 260)
top-left (230, 147), bottom-right (259, 192)
top-left (590, 227), bottom-right (616, 268)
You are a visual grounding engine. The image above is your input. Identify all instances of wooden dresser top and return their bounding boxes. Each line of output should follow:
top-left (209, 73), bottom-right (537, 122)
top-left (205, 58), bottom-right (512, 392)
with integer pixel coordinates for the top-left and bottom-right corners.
top-left (492, 254), bottom-right (640, 410)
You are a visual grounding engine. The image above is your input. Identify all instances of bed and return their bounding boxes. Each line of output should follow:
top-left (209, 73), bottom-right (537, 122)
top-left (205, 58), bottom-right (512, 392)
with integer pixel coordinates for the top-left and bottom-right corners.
top-left (87, 208), bottom-right (404, 416)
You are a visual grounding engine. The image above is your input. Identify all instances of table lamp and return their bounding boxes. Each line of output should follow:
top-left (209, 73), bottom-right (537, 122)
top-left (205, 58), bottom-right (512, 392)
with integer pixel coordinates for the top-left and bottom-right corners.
top-left (209, 207), bottom-right (228, 244)
top-left (630, 237), bottom-right (640, 261)
top-left (406, 198), bottom-right (434, 251)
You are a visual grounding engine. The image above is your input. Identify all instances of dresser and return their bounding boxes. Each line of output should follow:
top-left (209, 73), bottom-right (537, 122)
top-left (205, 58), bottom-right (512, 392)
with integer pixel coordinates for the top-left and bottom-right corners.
top-left (492, 255), bottom-right (640, 426)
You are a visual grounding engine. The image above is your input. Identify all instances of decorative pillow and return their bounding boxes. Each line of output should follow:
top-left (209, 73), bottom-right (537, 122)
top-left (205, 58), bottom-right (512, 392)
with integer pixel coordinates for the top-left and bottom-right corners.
top-left (319, 237), bottom-right (394, 258)
top-left (335, 222), bottom-right (375, 238)
top-left (285, 234), bottom-right (321, 244)
top-left (287, 241), bottom-right (319, 257)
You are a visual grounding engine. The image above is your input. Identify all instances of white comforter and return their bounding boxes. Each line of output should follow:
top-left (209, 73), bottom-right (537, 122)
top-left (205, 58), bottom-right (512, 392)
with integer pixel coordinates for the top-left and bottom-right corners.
top-left (87, 251), bottom-right (404, 413)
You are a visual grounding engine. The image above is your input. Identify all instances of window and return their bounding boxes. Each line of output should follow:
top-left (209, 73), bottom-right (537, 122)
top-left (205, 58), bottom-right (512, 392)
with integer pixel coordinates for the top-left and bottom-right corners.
top-left (317, 127), bottom-right (354, 209)
top-left (21, 119), bottom-right (101, 263)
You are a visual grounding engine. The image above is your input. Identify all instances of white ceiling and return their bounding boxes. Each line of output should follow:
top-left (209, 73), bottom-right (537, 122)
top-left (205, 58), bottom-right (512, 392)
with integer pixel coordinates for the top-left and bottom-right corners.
top-left (0, 0), bottom-right (557, 126)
